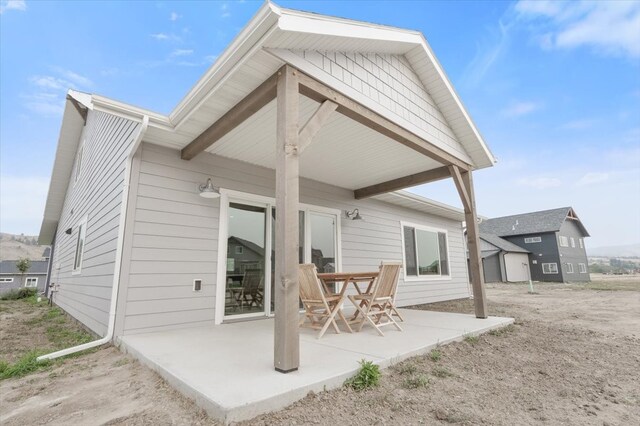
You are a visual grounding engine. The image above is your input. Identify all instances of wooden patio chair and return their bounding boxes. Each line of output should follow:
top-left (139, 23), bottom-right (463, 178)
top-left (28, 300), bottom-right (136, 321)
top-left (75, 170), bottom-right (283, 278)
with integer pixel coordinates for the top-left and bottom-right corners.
top-left (348, 261), bottom-right (403, 336)
top-left (237, 269), bottom-right (264, 308)
top-left (299, 264), bottom-right (353, 338)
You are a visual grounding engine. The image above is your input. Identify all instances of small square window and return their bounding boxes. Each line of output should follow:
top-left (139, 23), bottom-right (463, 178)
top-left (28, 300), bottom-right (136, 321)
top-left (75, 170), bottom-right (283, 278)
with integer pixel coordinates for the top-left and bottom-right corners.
top-left (25, 277), bottom-right (38, 287)
top-left (235, 246), bottom-right (243, 255)
top-left (542, 263), bottom-right (558, 274)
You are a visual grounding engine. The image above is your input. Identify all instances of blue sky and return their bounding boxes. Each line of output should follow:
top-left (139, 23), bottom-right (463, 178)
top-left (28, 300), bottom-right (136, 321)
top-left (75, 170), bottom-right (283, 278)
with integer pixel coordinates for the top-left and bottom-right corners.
top-left (1, 0), bottom-right (639, 249)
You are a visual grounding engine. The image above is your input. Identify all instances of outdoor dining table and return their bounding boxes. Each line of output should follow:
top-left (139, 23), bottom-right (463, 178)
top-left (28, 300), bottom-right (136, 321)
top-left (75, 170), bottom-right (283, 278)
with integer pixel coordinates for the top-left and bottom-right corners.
top-left (317, 271), bottom-right (379, 324)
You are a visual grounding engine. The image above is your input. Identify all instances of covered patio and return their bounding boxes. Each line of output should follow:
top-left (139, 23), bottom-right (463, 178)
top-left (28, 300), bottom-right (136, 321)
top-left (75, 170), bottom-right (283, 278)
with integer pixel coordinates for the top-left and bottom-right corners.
top-left (120, 308), bottom-right (513, 423)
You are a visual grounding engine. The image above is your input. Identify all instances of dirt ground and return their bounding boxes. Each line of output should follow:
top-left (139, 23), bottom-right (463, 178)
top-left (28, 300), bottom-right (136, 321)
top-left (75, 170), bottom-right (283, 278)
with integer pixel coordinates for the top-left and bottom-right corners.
top-left (1, 277), bottom-right (639, 425)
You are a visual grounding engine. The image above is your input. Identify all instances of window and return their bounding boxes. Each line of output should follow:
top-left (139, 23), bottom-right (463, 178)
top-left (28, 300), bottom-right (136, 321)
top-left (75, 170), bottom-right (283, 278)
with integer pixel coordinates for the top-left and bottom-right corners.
top-left (559, 235), bottom-right (569, 247)
top-left (566, 263), bottom-right (574, 273)
top-left (402, 223), bottom-right (449, 279)
top-left (542, 263), bottom-right (558, 274)
top-left (570, 237), bottom-right (575, 248)
top-left (579, 263), bottom-right (587, 273)
top-left (25, 277), bottom-right (38, 287)
top-left (579, 239), bottom-right (584, 249)
top-left (73, 218), bottom-right (87, 273)
top-left (235, 246), bottom-right (243, 255)
top-left (0, 277), bottom-right (14, 283)
top-left (524, 236), bottom-right (542, 243)
top-left (74, 142), bottom-right (84, 183)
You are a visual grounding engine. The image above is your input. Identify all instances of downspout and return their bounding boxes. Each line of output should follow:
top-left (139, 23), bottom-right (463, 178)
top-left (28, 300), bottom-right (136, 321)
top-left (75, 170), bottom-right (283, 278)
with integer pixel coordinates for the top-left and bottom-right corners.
top-left (38, 115), bottom-right (149, 361)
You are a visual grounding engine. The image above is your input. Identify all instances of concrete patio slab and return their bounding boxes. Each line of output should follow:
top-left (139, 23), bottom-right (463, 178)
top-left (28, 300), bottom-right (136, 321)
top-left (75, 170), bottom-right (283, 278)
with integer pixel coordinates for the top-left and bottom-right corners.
top-left (119, 309), bottom-right (513, 424)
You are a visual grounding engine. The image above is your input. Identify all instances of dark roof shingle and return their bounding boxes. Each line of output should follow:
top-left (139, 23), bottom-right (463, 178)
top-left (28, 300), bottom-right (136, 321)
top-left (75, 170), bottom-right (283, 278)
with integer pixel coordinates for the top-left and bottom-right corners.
top-left (480, 233), bottom-right (530, 253)
top-left (0, 260), bottom-right (49, 274)
top-left (479, 207), bottom-right (589, 237)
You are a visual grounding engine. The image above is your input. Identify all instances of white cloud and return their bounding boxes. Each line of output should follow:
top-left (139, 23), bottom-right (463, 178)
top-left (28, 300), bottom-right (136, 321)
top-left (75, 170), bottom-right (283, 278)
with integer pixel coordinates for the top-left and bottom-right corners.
top-left (461, 19), bottom-right (512, 87)
top-left (0, 0), bottom-right (27, 14)
top-left (220, 2), bottom-right (231, 18)
top-left (516, 177), bottom-right (562, 189)
top-left (150, 32), bottom-right (182, 43)
top-left (151, 33), bottom-right (169, 40)
top-left (21, 92), bottom-right (64, 116)
top-left (515, 1), bottom-right (640, 58)
top-left (23, 68), bottom-right (92, 116)
top-left (170, 11), bottom-right (180, 21)
top-left (0, 175), bottom-right (49, 235)
top-left (577, 172), bottom-right (609, 186)
top-left (501, 101), bottom-right (541, 117)
top-left (170, 49), bottom-right (193, 57)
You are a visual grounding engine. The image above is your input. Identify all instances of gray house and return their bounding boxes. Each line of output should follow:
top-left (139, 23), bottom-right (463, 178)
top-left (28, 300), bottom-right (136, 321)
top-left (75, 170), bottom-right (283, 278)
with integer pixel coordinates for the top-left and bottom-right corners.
top-left (0, 260), bottom-right (49, 294)
top-left (480, 207), bottom-right (590, 283)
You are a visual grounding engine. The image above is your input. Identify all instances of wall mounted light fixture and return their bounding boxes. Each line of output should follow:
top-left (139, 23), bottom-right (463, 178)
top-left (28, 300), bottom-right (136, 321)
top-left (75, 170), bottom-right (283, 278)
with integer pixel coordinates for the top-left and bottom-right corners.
top-left (65, 228), bottom-right (73, 235)
top-left (198, 178), bottom-right (221, 199)
top-left (345, 208), bottom-right (362, 220)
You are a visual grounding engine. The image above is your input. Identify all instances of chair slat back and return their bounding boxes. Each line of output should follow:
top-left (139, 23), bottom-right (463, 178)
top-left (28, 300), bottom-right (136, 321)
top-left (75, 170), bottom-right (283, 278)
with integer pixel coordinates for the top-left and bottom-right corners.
top-left (243, 269), bottom-right (263, 293)
top-left (371, 261), bottom-right (402, 299)
top-left (299, 264), bottom-right (325, 302)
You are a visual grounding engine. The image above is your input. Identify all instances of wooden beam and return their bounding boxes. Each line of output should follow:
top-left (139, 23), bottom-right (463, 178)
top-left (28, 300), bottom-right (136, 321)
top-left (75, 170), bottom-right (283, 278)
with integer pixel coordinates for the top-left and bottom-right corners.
top-left (298, 100), bottom-right (338, 154)
top-left (296, 71), bottom-right (471, 171)
top-left (354, 166), bottom-right (451, 199)
top-left (66, 95), bottom-right (87, 124)
top-left (460, 170), bottom-right (488, 319)
top-left (274, 65), bottom-right (300, 373)
top-left (181, 70), bottom-right (279, 160)
top-left (448, 165), bottom-right (471, 212)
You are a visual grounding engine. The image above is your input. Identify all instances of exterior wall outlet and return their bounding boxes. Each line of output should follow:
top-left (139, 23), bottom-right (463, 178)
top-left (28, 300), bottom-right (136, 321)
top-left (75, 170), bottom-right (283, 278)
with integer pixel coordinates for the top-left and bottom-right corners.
top-left (193, 279), bottom-right (202, 292)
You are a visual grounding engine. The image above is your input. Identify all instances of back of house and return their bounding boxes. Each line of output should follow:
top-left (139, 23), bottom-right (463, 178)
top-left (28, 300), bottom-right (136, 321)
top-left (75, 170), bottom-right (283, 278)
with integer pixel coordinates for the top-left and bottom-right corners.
top-left (38, 2), bottom-right (496, 341)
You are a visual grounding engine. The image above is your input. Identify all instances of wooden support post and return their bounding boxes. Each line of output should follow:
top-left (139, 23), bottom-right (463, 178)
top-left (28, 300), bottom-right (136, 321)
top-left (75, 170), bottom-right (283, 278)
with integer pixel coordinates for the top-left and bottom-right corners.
top-left (274, 65), bottom-right (300, 373)
top-left (458, 169), bottom-right (487, 319)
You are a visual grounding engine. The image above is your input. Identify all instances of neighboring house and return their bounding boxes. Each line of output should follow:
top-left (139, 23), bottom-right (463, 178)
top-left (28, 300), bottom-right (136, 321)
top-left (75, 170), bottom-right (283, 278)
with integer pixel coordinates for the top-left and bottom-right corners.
top-left (38, 3), bottom-right (495, 373)
top-left (480, 207), bottom-right (591, 283)
top-left (0, 259), bottom-right (49, 294)
top-left (475, 232), bottom-right (531, 283)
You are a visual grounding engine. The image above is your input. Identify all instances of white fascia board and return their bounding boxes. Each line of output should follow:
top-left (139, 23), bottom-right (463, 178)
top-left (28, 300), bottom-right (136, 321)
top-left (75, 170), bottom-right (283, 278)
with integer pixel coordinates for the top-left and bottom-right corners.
top-left (411, 37), bottom-right (497, 168)
top-left (38, 98), bottom-right (86, 244)
top-left (168, 2), bottom-right (281, 127)
top-left (91, 95), bottom-right (171, 130)
top-left (390, 190), bottom-right (465, 220)
top-left (276, 8), bottom-right (420, 50)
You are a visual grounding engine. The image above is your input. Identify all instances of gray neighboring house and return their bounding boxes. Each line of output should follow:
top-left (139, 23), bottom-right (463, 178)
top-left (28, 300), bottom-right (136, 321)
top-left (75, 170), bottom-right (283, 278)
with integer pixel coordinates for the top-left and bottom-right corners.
top-left (0, 259), bottom-right (49, 294)
top-left (480, 207), bottom-right (590, 283)
top-left (476, 232), bottom-right (530, 283)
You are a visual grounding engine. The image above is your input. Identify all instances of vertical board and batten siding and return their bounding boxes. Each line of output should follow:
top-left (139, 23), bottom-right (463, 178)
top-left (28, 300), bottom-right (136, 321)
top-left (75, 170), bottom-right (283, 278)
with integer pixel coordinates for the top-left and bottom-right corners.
top-left (121, 142), bottom-right (470, 335)
top-left (49, 110), bottom-right (140, 336)
top-left (279, 49), bottom-right (470, 163)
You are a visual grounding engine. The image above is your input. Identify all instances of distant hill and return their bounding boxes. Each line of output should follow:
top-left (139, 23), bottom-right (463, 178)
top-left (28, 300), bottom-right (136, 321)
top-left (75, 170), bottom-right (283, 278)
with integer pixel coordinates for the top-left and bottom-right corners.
top-left (0, 233), bottom-right (49, 261)
top-left (587, 243), bottom-right (640, 258)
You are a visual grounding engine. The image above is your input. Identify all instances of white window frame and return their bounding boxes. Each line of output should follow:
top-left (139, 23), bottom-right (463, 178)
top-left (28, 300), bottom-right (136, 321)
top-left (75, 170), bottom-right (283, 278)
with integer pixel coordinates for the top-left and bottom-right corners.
top-left (0, 277), bottom-right (14, 283)
top-left (566, 263), bottom-right (574, 274)
top-left (74, 141), bottom-right (84, 185)
top-left (72, 216), bottom-right (87, 275)
top-left (579, 239), bottom-right (584, 249)
top-left (214, 189), bottom-right (342, 324)
top-left (558, 235), bottom-right (569, 247)
top-left (524, 236), bottom-right (542, 243)
top-left (25, 277), bottom-right (38, 287)
top-left (400, 221), bottom-right (451, 282)
top-left (234, 246), bottom-right (243, 255)
top-left (578, 263), bottom-right (587, 273)
top-left (542, 263), bottom-right (558, 274)
top-left (570, 237), bottom-right (575, 248)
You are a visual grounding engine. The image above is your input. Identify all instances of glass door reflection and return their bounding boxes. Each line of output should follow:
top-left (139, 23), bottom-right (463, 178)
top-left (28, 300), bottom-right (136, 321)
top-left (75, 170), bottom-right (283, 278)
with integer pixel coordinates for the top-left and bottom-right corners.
top-left (225, 202), bottom-right (267, 317)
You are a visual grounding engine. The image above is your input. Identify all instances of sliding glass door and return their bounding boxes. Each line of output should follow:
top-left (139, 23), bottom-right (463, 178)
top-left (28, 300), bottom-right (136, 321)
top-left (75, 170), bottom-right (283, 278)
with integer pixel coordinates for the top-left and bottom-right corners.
top-left (224, 202), bottom-right (267, 318)
top-left (221, 193), bottom-right (340, 321)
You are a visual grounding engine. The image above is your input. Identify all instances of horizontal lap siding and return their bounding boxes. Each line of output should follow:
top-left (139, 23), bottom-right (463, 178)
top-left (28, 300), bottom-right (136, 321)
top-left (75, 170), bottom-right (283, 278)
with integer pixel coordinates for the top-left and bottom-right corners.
top-left (121, 143), bottom-right (469, 335)
top-left (49, 111), bottom-right (139, 336)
